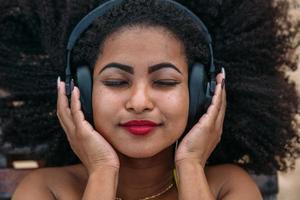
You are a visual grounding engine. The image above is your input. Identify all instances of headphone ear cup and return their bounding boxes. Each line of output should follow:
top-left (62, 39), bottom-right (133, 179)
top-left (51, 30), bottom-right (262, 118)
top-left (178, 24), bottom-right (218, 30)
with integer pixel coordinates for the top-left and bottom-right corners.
top-left (187, 63), bottom-right (208, 129)
top-left (76, 65), bottom-right (93, 124)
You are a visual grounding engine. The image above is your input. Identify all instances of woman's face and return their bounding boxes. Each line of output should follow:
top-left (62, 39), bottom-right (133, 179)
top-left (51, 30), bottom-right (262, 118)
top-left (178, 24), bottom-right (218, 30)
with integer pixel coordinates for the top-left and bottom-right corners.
top-left (92, 26), bottom-right (189, 158)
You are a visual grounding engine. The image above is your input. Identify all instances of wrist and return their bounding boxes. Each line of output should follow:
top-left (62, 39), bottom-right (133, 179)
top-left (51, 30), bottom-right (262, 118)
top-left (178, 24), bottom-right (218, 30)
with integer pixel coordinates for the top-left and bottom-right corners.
top-left (175, 157), bottom-right (205, 169)
top-left (89, 164), bottom-right (120, 176)
top-left (175, 158), bottom-right (214, 200)
top-left (176, 161), bottom-right (204, 175)
top-left (83, 164), bottom-right (119, 200)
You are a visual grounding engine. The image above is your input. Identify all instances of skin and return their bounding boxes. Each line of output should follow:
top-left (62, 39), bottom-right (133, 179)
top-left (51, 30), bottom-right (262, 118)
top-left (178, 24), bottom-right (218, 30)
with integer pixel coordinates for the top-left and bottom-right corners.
top-left (92, 26), bottom-right (189, 160)
top-left (12, 26), bottom-right (262, 200)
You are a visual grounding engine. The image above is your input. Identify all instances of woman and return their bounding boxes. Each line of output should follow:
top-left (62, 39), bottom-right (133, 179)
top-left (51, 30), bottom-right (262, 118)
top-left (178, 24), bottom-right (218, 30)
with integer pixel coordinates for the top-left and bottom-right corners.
top-left (1, 0), bottom-right (299, 199)
top-left (14, 0), bottom-right (262, 198)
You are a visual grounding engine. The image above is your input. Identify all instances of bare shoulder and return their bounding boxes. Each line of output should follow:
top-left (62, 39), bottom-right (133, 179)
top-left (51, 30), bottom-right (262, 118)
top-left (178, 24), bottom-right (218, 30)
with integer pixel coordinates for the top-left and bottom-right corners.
top-left (205, 164), bottom-right (263, 200)
top-left (12, 164), bottom-right (87, 200)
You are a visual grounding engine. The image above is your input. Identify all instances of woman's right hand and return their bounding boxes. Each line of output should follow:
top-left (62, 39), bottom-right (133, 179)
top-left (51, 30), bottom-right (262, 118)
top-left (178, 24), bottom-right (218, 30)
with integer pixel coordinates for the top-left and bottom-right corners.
top-left (56, 77), bottom-right (120, 174)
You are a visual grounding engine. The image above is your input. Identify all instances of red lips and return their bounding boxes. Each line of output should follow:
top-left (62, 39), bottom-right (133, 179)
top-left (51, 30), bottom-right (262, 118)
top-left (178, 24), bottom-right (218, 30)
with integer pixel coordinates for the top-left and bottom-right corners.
top-left (120, 120), bottom-right (161, 136)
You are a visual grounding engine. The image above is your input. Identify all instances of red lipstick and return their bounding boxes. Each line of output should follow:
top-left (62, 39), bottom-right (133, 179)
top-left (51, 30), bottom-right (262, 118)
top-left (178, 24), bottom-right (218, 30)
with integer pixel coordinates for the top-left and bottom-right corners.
top-left (120, 120), bottom-right (160, 136)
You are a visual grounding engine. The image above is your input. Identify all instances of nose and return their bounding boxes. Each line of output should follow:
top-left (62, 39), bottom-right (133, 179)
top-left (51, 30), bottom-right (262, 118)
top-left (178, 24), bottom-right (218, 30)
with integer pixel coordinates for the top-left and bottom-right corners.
top-left (125, 82), bottom-right (154, 114)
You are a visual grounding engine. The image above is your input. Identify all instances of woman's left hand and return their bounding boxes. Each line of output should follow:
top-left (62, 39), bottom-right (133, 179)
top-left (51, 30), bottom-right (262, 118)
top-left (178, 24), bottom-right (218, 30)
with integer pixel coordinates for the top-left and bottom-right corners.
top-left (175, 71), bottom-right (226, 167)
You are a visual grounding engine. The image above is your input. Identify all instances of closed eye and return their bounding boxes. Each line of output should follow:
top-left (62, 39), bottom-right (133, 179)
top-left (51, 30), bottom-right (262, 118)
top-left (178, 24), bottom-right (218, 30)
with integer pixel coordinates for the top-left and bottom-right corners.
top-left (153, 80), bottom-right (180, 86)
top-left (102, 80), bottom-right (128, 87)
top-left (102, 80), bottom-right (180, 88)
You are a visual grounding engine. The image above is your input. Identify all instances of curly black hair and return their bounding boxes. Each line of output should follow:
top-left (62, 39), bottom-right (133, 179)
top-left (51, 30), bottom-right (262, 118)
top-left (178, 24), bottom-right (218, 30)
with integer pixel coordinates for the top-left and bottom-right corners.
top-left (0, 0), bottom-right (299, 174)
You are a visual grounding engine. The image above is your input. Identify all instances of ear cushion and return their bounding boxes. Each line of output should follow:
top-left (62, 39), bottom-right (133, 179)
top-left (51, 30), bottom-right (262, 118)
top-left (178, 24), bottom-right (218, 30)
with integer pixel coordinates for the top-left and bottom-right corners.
top-left (76, 65), bottom-right (93, 123)
top-left (187, 63), bottom-right (208, 130)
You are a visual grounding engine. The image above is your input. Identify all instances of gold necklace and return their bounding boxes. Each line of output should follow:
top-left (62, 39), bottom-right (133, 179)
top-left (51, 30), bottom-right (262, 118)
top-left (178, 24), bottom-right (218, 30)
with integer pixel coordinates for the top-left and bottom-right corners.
top-left (115, 182), bottom-right (174, 200)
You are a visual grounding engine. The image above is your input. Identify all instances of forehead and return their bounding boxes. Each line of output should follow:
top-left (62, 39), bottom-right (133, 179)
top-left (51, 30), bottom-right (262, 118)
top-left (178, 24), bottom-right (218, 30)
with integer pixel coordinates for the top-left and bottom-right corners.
top-left (94, 26), bottom-right (188, 75)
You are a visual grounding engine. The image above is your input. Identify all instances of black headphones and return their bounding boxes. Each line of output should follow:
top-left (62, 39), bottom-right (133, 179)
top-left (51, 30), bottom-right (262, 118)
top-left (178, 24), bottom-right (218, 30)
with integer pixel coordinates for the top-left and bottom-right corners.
top-left (65, 0), bottom-right (216, 131)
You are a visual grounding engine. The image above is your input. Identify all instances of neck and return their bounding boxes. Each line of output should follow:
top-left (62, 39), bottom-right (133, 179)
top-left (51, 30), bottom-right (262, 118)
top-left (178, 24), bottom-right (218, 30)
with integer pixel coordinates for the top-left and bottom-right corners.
top-left (116, 145), bottom-right (177, 200)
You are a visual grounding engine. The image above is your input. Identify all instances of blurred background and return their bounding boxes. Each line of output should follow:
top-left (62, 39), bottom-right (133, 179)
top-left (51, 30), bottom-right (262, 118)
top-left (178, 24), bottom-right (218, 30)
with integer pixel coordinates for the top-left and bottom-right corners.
top-left (277, 1), bottom-right (300, 199)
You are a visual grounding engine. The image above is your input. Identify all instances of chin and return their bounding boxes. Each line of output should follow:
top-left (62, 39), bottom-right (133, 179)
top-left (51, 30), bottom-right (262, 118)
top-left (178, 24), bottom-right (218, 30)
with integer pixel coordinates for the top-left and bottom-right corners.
top-left (116, 143), bottom-right (170, 159)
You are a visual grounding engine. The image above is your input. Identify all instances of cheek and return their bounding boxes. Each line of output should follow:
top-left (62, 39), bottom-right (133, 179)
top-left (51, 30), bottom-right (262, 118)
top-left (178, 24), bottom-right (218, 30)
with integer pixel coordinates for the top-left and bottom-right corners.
top-left (157, 87), bottom-right (189, 131)
top-left (92, 87), bottom-right (122, 131)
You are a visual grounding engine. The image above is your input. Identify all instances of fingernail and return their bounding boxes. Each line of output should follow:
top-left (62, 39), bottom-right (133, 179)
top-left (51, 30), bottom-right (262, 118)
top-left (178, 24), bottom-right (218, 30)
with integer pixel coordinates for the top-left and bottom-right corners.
top-left (221, 67), bottom-right (226, 79)
top-left (221, 78), bottom-right (225, 89)
top-left (57, 76), bottom-right (61, 89)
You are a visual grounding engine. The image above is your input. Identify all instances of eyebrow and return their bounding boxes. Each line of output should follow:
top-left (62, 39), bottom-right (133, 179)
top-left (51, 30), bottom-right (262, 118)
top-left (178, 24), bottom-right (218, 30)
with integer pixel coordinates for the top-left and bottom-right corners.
top-left (98, 62), bottom-right (182, 75)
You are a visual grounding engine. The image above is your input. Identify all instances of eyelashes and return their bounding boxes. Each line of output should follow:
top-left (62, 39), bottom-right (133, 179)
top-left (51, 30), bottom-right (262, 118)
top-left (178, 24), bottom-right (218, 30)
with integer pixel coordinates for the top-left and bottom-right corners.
top-left (102, 80), bottom-right (128, 87)
top-left (102, 80), bottom-right (180, 88)
top-left (153, 80), bottom-right (180, 86)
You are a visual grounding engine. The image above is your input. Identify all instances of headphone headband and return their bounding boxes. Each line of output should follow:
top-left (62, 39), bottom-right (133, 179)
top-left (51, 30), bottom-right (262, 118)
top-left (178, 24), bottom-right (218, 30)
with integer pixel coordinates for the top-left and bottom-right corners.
top-left (66, 0), bottom-right (216, 96)
top-left (67, 0), bottom-right (212, 51)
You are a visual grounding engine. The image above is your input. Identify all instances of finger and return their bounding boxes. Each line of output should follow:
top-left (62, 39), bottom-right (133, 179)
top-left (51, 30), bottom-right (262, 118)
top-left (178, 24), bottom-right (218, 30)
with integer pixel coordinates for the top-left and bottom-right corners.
top-left (57, 80), bottom-right (75, 134)
top-left (216, 83), bottom-right (227, 132)
top-left (70, 86), bottom-right (86, 126)
top-left (196, 86), bottom-right (221, 129)
top-left (205, 73), bottom-right (223, 123)
top-left (215, 68), bottom-right (226, 125)
top-left (70, 86), bottom-right (95, 137)
top-left (216, 72), bottom-right (224, 85)
top-left (197, 72), bottom-right (224, 125)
